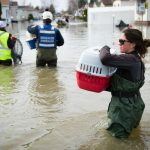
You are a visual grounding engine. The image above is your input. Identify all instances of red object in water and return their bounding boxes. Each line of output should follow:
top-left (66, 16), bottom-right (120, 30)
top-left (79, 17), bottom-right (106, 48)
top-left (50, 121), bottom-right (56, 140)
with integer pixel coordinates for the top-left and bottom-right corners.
top-left (11, 36), bottom-right (17, 42)
top-left (76, 71), bottom-right (111, 93)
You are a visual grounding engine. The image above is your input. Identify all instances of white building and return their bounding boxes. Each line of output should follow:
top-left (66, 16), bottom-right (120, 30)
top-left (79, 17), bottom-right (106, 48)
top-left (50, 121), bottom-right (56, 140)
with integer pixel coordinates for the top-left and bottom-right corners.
top-left (113, 0), bottom-right (135, 7)
top-left (17, 6), bottom-right (41, 21)
top-left (1, 0), bottom-right (11, 24)
top-left (10, 5), bottom-right (41, 22)
top-left (10, 1), bottom-right (18, 22)
top-left (88, 0), bottom-right (150, 25)
top-left (88, 6), bottom-right (135, 26)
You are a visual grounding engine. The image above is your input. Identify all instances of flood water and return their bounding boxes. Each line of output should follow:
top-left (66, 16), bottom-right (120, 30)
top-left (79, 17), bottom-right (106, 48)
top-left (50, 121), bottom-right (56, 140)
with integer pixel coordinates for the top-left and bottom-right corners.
top-left (0, 20), bottom-right (150, 150)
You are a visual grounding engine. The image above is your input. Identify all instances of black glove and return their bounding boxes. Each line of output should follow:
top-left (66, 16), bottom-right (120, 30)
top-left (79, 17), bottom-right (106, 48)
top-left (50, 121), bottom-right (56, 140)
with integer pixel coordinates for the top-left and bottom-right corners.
top-left (99, 45), bottom-right (110, 52)
top-left (99, 45), bottom-right (111, 64)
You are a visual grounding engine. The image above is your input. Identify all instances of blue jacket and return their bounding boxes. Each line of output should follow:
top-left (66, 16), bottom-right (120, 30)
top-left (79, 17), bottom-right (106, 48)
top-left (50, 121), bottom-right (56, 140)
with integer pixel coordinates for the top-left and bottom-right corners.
top-left (27, 24), bottom-right (64, 48)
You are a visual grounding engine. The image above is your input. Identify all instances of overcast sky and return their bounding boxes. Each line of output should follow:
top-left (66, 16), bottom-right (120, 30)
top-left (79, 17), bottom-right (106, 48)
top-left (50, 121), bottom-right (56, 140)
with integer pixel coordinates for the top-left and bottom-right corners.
top-left (15, 0), bottom-right (68, 12)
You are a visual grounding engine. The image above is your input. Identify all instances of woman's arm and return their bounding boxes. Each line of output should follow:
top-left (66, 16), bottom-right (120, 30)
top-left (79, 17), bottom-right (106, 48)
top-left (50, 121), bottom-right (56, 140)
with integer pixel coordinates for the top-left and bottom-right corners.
top-left (100, 46), bottom-right (138, 69)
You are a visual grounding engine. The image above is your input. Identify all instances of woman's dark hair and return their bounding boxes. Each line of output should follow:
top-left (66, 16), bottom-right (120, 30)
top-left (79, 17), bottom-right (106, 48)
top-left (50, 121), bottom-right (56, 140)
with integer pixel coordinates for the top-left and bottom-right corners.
top-left (123, 28), bottom-right (150, 58)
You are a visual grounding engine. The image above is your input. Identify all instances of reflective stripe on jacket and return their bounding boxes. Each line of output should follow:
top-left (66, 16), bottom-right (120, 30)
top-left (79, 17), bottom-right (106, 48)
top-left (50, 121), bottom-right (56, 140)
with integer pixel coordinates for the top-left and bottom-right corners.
top-left (0, 31), bottom-right (12, 60)
top-left (38, 25), bottom-right (56, 49)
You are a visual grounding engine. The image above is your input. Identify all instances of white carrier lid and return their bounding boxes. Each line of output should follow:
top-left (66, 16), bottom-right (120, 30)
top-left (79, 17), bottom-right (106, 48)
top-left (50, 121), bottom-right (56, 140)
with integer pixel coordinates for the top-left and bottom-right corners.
top-left (76, 46), bottom-right (117, 77)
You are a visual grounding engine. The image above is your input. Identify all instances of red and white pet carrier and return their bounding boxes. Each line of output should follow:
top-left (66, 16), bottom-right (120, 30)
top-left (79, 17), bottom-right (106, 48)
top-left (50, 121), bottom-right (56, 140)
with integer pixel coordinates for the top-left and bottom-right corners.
top-left (76, 46), bottom-right (117, 93)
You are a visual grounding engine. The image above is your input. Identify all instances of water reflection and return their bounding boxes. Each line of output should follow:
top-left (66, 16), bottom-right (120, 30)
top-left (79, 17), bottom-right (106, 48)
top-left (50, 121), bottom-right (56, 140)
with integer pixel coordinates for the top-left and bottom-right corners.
top-left (29, 68), bottom-right (65, 110)
top-left (58, 23), bottom-right (89, 62)
top-left (79, 127), bottom-right (146, 150)
top-left (78, 113), bottom-right (150, 150)
top-left (0, 66), bottom-right (16, 105)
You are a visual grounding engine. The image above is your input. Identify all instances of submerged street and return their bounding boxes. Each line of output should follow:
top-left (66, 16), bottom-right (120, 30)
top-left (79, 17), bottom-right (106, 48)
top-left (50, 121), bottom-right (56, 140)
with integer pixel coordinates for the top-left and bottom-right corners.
top-left (0, 20), bottom-right (150, 150)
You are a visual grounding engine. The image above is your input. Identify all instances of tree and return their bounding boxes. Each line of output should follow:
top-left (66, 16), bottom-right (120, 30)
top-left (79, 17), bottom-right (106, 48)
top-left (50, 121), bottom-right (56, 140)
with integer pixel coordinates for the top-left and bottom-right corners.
top-left (68, 0), bottom-right (78, 14)
top-left (49, 4), bottom-right (55, 16)
top-left (89, 0), bottom-right (101, 7)
top-left (28, 13), bottom-right (34, 21)
top-left (82, 8), bottom-right (88, 21)
top-left (0, 2), bottom-right (2, 19)
top-left (78, 0), bottom-right (87, 8)
top-left (35, 6), bottom-right (40, 10)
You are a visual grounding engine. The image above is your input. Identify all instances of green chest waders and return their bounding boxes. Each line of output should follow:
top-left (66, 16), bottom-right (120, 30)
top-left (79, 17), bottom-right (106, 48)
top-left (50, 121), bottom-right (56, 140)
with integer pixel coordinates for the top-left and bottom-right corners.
top-left (107, 75), bottom-right (145, 138)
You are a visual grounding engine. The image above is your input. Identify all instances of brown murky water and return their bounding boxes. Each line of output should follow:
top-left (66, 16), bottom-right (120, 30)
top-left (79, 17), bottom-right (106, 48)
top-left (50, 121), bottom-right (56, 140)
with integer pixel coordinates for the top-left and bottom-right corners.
top-left (0, 21), bottom-right (150, 150)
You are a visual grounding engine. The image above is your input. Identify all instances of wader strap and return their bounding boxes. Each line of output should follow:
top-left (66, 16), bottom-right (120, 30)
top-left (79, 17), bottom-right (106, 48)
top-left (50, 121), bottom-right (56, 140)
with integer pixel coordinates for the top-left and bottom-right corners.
top-left (111, 91), bottom-right (140, 97)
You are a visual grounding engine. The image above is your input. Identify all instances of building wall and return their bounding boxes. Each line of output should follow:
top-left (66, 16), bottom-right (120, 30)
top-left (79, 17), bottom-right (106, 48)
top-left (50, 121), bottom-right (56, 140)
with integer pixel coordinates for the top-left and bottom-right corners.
top-left (1, 0), bottom-right (10, 23)
top-left (88, 6), bottom-right (135, 25)
top-left (113, 0), bottom-right (135, 7)
top-left (148, 0), bottom-right (150, 21)
top-left (1, 6), bottom-right (10, 24)
top-left (17, 7), bottom-right (41, 21)
top-left (9, 1), bottom-right (18, 22)
top-left (134, 0), bottom-right (150, 24)
top-left (1, 0), bottom-right (9, 5)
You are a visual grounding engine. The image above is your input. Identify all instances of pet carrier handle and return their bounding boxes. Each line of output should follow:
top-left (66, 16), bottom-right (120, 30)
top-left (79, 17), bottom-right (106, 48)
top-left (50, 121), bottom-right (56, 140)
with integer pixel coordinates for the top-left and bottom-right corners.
top-left (109, 68), bottom-right (117, 76)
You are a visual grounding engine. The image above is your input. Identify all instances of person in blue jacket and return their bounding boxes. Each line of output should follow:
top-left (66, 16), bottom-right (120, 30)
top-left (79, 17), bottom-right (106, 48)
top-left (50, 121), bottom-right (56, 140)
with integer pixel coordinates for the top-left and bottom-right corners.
top-left (27, 11), bottom-right (64, 67)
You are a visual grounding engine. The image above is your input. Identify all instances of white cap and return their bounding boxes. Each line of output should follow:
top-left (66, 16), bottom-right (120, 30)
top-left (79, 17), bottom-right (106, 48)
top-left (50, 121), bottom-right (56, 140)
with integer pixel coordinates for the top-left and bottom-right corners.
top-left (42, 11), bottom-right (53, 20)
top-left (0, 21), bottom-right (7, 28)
